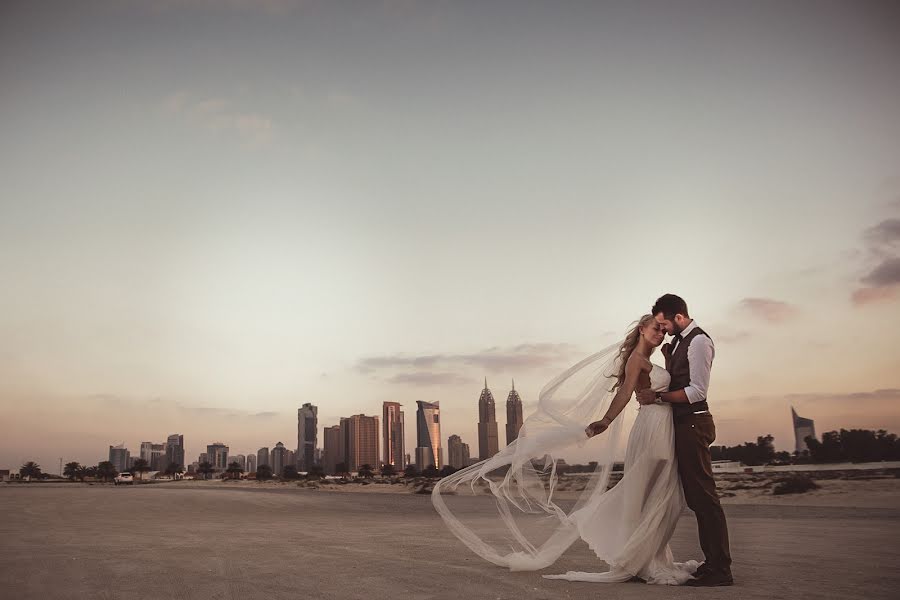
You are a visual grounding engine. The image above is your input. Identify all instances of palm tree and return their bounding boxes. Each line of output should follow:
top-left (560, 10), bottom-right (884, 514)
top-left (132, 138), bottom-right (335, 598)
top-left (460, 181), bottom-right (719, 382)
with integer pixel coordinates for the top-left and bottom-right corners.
top-left (197, 461), bottom-right (215, 480)
top-left (380, 464), bottom-right (396, 477)
top-left (358, 464), bottom-right (375, 478)
top-left (306, 465), bottom-right (325, 480)
top-left (422, 465), bottom-right (439, 478)
top-left (164, 462), bottom-right (183, 480)
top-left (226, 461), bottom-right (244, 480)
top-left (403, 464), bottom-right (419, 478)
top-left (255, 464), bottom-right (273, 480)
top-left (132, 458), bottom-right (150, 481)
top-left (19, 461), bottom-right (42, 481)
top-left (96, 461), bottom-right (118, 482)
top-left (75, 464), bottom-right (92, 482)
top-left (63, 462), bottom-right (81, 481)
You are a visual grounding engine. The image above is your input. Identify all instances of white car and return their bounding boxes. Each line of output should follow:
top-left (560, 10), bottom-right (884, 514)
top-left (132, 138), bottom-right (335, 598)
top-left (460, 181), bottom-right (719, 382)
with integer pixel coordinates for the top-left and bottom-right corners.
top-left (114, 473), bottom-right (134, 485)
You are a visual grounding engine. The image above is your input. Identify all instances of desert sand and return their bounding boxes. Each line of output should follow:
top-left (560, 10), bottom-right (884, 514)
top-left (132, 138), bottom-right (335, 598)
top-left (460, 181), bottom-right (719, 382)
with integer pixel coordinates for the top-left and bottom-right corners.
top-left (1, 479), bottom-right (898, 600)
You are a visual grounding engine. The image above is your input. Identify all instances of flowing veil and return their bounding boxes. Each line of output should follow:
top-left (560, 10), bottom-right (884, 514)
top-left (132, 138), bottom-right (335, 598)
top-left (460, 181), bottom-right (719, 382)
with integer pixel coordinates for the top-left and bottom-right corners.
top-left (431, 340), bottom-right (633, 571)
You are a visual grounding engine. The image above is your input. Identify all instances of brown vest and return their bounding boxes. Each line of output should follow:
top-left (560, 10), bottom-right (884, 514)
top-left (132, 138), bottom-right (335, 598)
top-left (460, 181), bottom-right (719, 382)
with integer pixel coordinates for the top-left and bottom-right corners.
top-left (668, 325), bottom-right (711, 417)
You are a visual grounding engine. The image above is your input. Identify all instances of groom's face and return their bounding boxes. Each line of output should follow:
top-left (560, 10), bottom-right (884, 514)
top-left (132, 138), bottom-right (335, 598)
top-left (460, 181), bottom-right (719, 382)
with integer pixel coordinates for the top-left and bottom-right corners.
top-left (654, 312), bottom-right (675, 335)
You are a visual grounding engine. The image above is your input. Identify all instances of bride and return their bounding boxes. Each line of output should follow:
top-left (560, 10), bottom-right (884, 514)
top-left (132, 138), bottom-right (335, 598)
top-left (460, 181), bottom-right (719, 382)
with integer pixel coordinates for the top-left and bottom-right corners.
top-left (432, 315), bottom-right (699, 585)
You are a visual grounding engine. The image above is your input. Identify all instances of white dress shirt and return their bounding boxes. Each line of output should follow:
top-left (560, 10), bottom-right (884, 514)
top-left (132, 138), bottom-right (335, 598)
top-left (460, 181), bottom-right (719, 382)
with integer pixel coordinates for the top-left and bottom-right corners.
top-left (670, 320), bottom-right (714, 404)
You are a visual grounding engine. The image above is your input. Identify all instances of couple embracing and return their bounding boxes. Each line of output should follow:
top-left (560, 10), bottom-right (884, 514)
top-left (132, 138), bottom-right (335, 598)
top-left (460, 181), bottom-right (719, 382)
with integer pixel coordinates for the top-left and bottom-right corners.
top-left (433, 294), bottom-right (733, 587)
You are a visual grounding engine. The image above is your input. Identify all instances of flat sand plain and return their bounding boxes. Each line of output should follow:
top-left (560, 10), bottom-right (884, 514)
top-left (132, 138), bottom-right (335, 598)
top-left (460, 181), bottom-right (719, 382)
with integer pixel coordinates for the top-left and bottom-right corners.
top-left (1, 482), bottom-right (898, 600)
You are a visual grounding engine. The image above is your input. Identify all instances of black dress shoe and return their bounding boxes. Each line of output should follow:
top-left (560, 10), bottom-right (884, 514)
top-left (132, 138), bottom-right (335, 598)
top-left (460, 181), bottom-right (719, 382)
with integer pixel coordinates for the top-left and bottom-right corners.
top-left (685, 570), bottom-right (734, 587)
top-left (691, 562), bottom-right (711, 578)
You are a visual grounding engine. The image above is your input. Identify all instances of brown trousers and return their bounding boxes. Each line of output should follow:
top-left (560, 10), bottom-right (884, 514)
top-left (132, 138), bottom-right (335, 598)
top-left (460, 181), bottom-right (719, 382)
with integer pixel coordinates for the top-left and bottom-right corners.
top-left (674, 412), bottom-right (732, 572)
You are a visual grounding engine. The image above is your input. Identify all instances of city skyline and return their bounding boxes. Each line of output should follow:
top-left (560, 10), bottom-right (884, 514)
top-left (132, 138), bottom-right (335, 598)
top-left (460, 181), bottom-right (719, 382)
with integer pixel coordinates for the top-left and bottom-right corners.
top-left (3, 1), bottom-right (900, 472)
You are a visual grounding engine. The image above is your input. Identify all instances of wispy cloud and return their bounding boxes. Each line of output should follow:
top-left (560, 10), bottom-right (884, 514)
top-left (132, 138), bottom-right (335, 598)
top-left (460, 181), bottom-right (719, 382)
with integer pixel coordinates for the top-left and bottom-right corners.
top-left (737, 298), bottom-right (798, 323)
top-left (386, 372), bottom-right (473, 386)
top-left (161, 91), bottom-right (274, 147)
top-left (853, 207), bottom-right (900, 306)
top-left (356, 343), bottom-right (576, 373)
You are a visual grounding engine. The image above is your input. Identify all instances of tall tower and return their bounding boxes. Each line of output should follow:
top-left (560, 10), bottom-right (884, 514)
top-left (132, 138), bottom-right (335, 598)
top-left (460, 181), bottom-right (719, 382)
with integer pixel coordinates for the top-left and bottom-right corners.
top-left (270, 442), bottom-right (288, 476)
top-left (322, 424), bottom-right (343, 475)
top-left (108, 444), bottom-right (130, 473)
top-left (447, 434), bottom-right (471, 469)
top-left (340, 414), bottom-right (380, 473)
top-left (506, 379), bottom-right (524, 446)
top-left (415, 401), bottom-right (442, 469)
top-left (256, 447), bottom-right (270, 469)
top-left (383, 402), bottom-right (406, 470)
top-left (477, 379), bottom-right (499, 460)
top-left (165, 434), bottom-right (185, 470)
top-left (791, 407), bottom-right (816, 454)
top-left (297, 403), bottom-right (318, 471)
top-left (206, 443), bottom-right (229, 472)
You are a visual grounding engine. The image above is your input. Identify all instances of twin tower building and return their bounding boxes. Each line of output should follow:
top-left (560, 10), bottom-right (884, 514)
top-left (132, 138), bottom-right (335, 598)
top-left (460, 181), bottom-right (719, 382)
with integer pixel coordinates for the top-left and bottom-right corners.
top-left (412, 379), bottom-right (524, 471)
top-left (316, 380), bottom-right (525, 475)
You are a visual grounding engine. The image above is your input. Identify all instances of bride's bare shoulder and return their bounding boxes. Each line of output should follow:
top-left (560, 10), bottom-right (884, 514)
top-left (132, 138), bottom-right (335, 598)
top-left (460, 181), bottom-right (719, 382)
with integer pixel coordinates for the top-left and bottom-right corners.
top-left (626, 352), bottom-right (653, 372)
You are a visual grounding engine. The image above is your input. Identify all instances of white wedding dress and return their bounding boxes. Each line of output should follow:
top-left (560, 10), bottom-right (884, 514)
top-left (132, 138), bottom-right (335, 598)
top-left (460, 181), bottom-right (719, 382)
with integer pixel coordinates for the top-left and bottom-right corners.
top-left (543, 364), bottom-right (699, 585)
top-left (432, 346), bottom-right (699, 586)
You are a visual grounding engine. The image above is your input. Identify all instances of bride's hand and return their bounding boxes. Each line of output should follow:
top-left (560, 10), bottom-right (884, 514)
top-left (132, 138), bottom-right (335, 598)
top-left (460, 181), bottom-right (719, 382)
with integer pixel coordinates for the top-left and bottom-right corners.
top-left (585, 418), bottom-right (611, 437)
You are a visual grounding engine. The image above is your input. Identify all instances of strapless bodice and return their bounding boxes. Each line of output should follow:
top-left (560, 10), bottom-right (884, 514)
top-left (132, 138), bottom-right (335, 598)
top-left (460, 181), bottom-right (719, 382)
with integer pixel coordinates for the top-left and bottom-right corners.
top-left (649, 363), bottom-right (670, 392)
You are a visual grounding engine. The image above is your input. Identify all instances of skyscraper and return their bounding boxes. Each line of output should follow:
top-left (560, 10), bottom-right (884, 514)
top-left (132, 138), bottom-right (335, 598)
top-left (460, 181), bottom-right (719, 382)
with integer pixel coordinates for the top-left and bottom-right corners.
top-left (206, 443), bottom-right (229, 472)
top-left (415, 401), bottom-right (442, 469)
top-left (150, 443), bottom-right (166, 471)
top-left (108, 444), bottom-right (130, 473)
top-left (322, 424), bottom-right (343, 475)
top-left (139, 441), bottom-right (154, 465)
top-left (340, 414), bottom-right (379, 473)
top-left (383, 401), bottom-right (406, 470)
top-left (447, 434), bottom-right (470, 470)
top-left (270, 442), bottom-right (289, 477)
top-left (297, 403), bottom-right (318, 471)
top-left (506, 379), bottom-right (524, 446)
top-left (256, 447), bottom-right (269, 469)
top-left (246, 453), bottom-right (257, 474)
top-left (165, 434), bottom-right (185, 470)
top-left (234, 454), bottom-right (246, 470)
top-left (792, 407), bottom-right (816, 454)
top-left (477, 379), bottom-right (499, 460)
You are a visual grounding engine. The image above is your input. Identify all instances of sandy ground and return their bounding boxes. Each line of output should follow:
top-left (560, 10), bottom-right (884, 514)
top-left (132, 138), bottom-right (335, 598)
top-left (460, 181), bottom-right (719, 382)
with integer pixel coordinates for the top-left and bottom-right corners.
top-left (1, 482), bottom-right (898, 600)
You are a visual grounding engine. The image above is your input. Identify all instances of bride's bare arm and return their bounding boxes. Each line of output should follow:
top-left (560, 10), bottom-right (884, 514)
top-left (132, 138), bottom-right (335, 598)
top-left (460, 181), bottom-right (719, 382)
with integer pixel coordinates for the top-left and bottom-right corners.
top-left (585, 355), bottom-right (643, 437)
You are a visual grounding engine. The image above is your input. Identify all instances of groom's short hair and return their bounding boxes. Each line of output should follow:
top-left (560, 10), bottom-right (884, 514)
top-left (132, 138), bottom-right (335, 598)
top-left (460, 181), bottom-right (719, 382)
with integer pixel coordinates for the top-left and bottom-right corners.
top-left (652, 294), bottom-right (689, 320)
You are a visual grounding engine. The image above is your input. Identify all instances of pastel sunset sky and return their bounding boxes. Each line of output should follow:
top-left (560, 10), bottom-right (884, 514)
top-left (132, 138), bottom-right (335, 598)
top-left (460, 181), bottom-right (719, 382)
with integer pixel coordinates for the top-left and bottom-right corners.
top-left (2, 1), bottom-right (899, 471)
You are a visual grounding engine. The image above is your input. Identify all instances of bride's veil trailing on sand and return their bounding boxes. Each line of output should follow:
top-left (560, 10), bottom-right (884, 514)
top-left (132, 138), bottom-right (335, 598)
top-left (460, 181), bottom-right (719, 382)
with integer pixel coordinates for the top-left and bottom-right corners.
top-left (431, 340), bottom-right (632, 571)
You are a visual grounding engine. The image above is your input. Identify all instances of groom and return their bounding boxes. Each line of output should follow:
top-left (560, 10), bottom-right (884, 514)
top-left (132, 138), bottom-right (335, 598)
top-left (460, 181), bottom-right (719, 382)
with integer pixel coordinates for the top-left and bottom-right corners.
top-left (636, 294), bottom-right (734, 586)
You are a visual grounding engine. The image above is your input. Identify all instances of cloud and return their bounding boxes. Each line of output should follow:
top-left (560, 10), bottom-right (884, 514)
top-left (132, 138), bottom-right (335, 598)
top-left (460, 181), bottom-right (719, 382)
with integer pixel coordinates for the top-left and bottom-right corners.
top-left (851, 285), bottom-right (900, 306)
top-left (785, 388), bottom-right (900, 405)
top-left (853, 207), bottom-right (900, 306)
top-left (356, 342), bottom-right (579, 376)
top-left (865, 218), bottom-right (900, 247)
top-left (386, 372), bottom-right (473, 386)
top-left (860, 257), bottom-right (900, 287)
top-left (161, 92), bottom-right (274, 147)
top-left (717, 330), bottom-right (752, 344)
top-left (737, 298), bottom-right (798, 323)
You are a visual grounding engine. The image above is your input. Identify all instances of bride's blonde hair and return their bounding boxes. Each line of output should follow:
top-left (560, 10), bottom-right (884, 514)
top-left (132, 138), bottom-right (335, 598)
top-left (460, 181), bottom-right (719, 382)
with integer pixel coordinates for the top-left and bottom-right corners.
top-left (611, 314), bottom-right (656, 392)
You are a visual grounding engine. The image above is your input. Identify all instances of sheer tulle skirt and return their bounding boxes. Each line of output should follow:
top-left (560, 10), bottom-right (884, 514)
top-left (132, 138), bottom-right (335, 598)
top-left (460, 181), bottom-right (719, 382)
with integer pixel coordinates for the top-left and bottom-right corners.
top-left (543, 403), bottom-right (698, 585)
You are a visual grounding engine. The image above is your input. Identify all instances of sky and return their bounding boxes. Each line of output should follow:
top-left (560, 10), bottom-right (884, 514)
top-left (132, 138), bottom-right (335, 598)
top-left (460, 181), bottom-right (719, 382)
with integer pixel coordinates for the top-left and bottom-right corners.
top-left (2, 0), bottom-right (899, 473)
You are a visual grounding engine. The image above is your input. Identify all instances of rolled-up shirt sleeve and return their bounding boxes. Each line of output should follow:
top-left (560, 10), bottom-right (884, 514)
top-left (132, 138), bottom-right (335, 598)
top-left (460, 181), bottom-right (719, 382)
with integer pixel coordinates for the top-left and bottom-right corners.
top-left (684, 335), bottom-right (715, 404)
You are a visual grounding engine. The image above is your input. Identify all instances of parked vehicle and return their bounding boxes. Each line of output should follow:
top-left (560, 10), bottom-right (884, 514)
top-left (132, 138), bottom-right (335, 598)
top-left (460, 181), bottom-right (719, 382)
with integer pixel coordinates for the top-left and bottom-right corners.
top-left (114, 473), bottom-right (134, 485)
